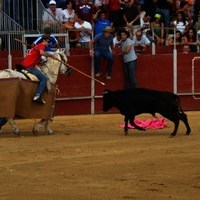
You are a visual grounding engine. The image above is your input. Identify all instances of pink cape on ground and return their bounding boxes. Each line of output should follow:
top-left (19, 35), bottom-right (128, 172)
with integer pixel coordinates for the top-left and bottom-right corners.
top-left (120, 118), bottom-right (167, 129)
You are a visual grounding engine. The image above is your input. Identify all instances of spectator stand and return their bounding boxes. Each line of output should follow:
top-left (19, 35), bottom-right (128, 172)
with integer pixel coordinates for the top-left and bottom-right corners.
top-left (22, 0), bottom-right (69, 56)
top-left (0, 10), bottom-right (24, 69)
top-left (0, 0), bottom-right (69, 57)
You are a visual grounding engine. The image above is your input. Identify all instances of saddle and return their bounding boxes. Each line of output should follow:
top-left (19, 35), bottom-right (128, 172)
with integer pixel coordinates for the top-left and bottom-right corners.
top-left (16, 64), bottom-right (52, 92)
top-left (16, 64), bottom-right (39, 82)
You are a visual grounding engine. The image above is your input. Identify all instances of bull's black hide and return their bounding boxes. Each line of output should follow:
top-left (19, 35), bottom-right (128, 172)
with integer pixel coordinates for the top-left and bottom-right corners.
top-left (103, 88), bottom-right (191, 137)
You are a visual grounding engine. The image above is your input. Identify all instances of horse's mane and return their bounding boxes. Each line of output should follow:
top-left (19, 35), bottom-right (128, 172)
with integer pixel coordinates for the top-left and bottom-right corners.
top-left (37, 50), bottom-right (67, 84)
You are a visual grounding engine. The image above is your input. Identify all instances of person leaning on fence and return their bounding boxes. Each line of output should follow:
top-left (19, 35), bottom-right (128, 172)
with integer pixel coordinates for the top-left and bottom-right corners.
top-left (21, 35), bottom-right (57, 104)
top-left (182, 44), bottom-right (191, 54)
top-left (89, 26), bottom-right (114, 80)
top-left (133, 29), bottom-right (151, 53)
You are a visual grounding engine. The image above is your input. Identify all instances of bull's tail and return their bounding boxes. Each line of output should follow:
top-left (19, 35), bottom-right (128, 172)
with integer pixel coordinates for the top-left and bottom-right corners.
top-left (175, 95), bottom-right (184, 113)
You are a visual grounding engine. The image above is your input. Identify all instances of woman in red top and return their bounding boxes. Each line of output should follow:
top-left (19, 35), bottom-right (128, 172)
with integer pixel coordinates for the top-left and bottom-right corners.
top-left (21, 35), bottom-right (57, 104)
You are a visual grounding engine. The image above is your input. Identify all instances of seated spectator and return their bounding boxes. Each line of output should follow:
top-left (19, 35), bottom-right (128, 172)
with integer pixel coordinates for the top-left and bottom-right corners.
top-left (173, 11), bottom-right (189, 35)
top-left (62, 0), bottom-right (77, 22)
top-left (182, 44), bottom-right (191, 54)
top-left (133, 30), bottom-right (151, 53)
top-left (151, 13), bottom-right (165, 45)
top-left (166, 30), bottom-right (184, 46)
top-left (193, 0), bottom-right (200, 25)
top-left (140, 13), bottom-right (151, 35)
top-left (122, 0), bottom-right (140, 36)
top-left (155, 0), bottom-right (173, 26)
top-left (146, 30), bottom-right (154, 43)
top-left (105, 0), bottom-right (124, 28)
top-left (177, 0), bottom-right (193, 22)
top-left (93, 9), bottom-right (111, 36)
top-left (42, 0), bottom-right (63, 25)
top-left (74, 13), bottom-right (92, 48)
top-left (67, 18), bottom-right (80, 48)
top-left (58, 0), bottom-right (76, 9)
top-left (76, 0), bottom-right (96, 23)
top-left (94, 0), bottom-right (105, 7)
top-left (182, 28), bottom-right (198, 52)
top-left (113, 29), bottom-right (122, 48)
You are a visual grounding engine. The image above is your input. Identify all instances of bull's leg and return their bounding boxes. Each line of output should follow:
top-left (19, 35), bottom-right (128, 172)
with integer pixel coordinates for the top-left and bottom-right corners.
top-left (179, 111), bottom-right (191, 135)
top-left (170, 118), bottom-right (180, 137)
top-left (7, 118), bottom-right (20, 135)
top-left (124, 116), bottom-right (129, 135)
top-left (162, 113), bottom-right (180, 137)
top-left (129, 117), bottom-right (145, 131)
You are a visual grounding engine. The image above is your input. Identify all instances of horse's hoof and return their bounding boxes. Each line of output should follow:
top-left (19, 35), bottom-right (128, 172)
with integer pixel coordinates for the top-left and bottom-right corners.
top-left (13, 131), bottom-right (20, 136)
top-left (32, 128), bottom-right (39, 136)
top-left (46, 130), bottom-right (53, 135)
top-left (13, 128), bottom-right (20, 136)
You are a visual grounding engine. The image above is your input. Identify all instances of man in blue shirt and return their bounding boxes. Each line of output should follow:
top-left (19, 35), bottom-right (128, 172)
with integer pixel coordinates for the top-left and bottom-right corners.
top-left (89, 26), bottom-right (114, 80)
top-left (93, 10), bottom-right (111, 36)
top-left (32, 26), bottom-right (60, 52)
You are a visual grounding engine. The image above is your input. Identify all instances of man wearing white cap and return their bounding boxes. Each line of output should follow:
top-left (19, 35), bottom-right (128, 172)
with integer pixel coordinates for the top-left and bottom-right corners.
top-left (42, 0), bottom-right (63, 24)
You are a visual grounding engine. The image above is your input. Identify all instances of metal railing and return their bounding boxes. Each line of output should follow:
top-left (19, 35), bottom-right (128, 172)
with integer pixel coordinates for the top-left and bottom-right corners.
top-left (1, 0), bottom-right (65, 34)
top-left (0, 10), bottom-right (24, 68)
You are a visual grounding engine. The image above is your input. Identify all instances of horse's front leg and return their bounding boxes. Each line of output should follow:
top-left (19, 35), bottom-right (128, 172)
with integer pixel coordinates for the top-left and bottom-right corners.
top-left (7, 118), bottom-right (20, 135)
top-left (45, 120), bottom-right (53, 135)
top-left (32, 119), bottom-right (53, 136)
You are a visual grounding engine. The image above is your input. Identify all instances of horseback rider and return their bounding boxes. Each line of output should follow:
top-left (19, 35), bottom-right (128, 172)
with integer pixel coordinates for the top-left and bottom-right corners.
top-left (21, 35), bottom-right (57, 104)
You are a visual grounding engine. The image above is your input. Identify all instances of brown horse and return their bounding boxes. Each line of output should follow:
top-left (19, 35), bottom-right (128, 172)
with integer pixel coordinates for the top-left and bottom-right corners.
top-left (0, 49), bottom-right (70, 135)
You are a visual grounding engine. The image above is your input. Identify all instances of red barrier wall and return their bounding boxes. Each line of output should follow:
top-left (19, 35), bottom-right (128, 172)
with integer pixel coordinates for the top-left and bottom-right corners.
top-left (1, 47), bottom-right (200, 115)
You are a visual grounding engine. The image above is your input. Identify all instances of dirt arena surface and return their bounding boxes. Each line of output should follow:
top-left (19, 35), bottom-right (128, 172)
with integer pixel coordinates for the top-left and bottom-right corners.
top-left (0, 111), bottom-right (200, 200)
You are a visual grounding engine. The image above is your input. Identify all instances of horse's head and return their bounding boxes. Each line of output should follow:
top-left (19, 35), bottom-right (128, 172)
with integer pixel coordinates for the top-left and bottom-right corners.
top-left (56, 49), bottom-right (68, 75)
top-left (56, 49), bottom-right (72, 77)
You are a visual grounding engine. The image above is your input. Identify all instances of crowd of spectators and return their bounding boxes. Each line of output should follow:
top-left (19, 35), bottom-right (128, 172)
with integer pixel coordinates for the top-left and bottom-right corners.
top-left (41, 0), bottom-right (200, 52)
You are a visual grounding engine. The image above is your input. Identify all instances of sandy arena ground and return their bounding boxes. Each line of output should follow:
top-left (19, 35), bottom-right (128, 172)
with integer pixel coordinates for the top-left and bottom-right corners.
top-left (0, 111), bottom-right (200, 200)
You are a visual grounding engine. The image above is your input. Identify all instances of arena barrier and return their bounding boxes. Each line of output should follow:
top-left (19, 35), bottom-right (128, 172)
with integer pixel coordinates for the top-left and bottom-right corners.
top-left (192, 57), bottom-right (200, 100)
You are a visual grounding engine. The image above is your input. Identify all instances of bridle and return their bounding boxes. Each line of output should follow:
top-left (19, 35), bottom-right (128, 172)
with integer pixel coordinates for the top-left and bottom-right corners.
top-left (41, 53), bottom-right (66, 76)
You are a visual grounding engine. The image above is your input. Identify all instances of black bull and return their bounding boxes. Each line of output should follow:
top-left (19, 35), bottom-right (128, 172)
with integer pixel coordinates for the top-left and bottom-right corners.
top-left (103, 88), bottom-right (191, 137)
